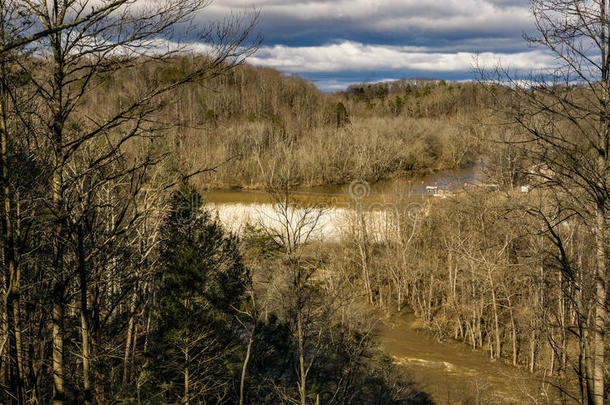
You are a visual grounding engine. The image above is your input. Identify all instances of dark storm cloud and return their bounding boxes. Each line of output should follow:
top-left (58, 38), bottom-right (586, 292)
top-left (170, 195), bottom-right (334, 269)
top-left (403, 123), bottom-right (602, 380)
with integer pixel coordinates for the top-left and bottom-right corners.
top-left (206, 0), bottom-right (533, 49)
top-left (197, 0), bottom-right (546, 90)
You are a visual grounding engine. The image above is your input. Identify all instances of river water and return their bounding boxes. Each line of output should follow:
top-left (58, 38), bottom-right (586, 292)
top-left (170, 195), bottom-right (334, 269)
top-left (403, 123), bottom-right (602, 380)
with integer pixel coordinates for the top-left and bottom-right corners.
top-left (204, 166), bottom-right (480, 205)
top-left (203, 167), bottom-right (480, 242)
top-left (380, 313), bottom-right (559, 404)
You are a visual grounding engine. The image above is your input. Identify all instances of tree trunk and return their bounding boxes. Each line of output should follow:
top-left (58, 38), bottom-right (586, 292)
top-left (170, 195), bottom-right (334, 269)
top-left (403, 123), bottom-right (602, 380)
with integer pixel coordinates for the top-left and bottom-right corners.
top-left (52, 299), bottom-right (65, 405)
top-left (357, 211), bottom-right (373, 305)
top-left (51, 156), bottom-right (65, 405)
top-left (592, 208), bottom-right (606, 405)
top-left (507, 295), bottom-right (518, 366)
top-left (51, 163), bottom-right (65, 405)
top-left (297, 312), bottom-right (307, 405)
top-left (488, 268), bottom-right (501, 360)
top-left (50, 23), bottom-right (67, 403)
top-left (123, 286), bottom-right (138, 385)
top-left (529, 329), bottom-right (536, 373)
top-left (78, 227), bottom-right (91, 404)
top-left (0, 50), bottom-right (24, 405)
top-left (239, 330), bottom-right (254, 405)
top-left (184, 341), bottom-right (189, 405)
top-left (92, 285), bottom-right (105, 405)
top-left (595, 0), bottom-right (609, 401)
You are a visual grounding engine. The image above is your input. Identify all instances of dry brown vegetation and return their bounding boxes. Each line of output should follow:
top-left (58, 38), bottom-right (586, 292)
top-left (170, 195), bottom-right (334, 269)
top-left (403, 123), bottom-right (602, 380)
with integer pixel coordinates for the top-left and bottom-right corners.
top-left (339, 189), bottom-right (595, 400)
top-left (82, 60), bottom-right (488, 189)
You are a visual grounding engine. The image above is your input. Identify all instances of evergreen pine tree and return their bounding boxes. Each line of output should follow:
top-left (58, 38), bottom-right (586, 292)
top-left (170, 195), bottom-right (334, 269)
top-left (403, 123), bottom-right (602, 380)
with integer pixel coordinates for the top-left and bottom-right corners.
top-left (146, 183), bottom-right (248, 404)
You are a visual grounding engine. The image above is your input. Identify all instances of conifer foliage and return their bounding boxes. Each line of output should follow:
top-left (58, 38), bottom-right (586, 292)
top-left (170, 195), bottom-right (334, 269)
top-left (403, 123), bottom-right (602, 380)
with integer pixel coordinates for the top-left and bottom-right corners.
top-left (145, 184), bottom-right (248, 404)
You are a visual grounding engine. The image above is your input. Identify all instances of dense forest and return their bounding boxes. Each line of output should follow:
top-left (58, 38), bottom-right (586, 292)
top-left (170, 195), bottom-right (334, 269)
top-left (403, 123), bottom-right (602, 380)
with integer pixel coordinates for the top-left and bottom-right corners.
top-left (0, 0), bottom-right (608, 404)
top-left (89, 61), bottom-right (487, 190)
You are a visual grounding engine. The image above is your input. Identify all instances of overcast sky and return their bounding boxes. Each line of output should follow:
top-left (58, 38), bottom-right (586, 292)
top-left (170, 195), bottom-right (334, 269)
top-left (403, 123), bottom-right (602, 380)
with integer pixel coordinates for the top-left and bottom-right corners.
top-left (204, 0), bottom-right (549, 91)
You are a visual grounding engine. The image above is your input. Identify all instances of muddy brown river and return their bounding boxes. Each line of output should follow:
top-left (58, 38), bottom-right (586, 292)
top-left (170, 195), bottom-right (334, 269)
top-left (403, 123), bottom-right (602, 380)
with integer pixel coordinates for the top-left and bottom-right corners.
top-left (380, 313), bottom-right (559, 404)
top-left (204, 167), bottom-right (480, 205)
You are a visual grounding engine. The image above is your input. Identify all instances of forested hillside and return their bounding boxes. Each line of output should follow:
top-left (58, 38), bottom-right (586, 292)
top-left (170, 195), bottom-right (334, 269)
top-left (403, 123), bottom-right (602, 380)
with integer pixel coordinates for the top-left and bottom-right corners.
top-left (84, 59), bottom-right (489, 189)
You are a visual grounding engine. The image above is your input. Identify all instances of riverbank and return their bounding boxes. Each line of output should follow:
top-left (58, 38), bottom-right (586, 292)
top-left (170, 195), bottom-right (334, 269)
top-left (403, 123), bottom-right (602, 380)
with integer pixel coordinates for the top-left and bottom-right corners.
top-left (201, 165), bottom-right (481, 204)
top-left (379, 312), bottom-right (560, 404)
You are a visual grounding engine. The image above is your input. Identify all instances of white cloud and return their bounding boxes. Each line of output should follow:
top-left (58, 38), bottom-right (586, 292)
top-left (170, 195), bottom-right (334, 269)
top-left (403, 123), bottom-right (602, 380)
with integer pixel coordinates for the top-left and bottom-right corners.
top-left (248, 41), bottom-right (555, 73)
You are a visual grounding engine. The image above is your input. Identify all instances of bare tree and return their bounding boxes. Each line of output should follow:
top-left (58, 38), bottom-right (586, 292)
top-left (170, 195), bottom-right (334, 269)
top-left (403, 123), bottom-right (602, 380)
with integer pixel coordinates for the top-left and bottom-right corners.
top-left (0, 0), bottom-right (258, 403)
top-left (256, 164), bottom-right (328, 405)
top-left (482, 1), bottom-right (609, 403)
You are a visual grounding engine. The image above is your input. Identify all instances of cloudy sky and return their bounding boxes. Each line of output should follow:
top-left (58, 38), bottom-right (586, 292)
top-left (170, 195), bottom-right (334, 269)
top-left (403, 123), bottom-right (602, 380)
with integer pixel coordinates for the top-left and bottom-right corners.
top-left (203, 0), bottom-right (550, 91)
